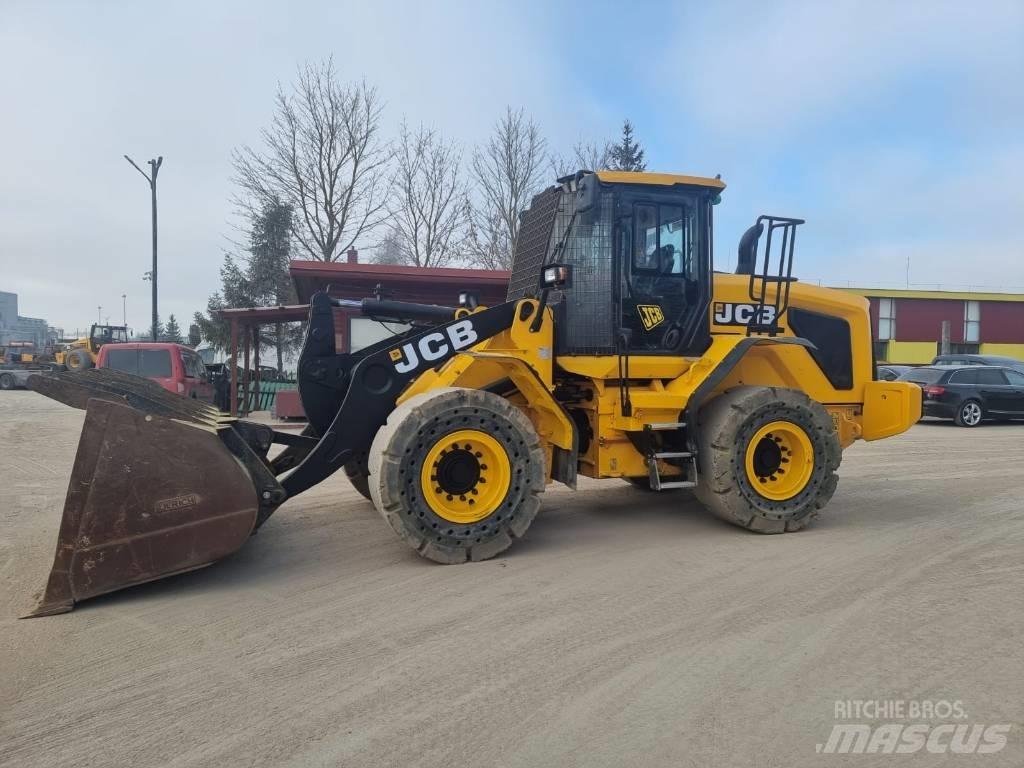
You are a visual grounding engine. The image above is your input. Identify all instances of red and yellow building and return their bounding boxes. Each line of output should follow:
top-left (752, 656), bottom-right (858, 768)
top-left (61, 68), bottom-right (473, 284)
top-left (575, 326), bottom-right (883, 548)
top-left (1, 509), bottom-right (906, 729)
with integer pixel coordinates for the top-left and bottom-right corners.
top-left (842, 288), bottom-right (1024, 364)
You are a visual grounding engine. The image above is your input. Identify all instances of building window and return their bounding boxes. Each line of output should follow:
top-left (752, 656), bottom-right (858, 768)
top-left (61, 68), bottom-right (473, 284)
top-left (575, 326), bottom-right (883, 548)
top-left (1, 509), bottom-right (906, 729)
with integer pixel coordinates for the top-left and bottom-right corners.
top-left (947, 342), bottom-right (980, 355)
top-left (873, 340), bottom-right (890, 362)
top-left (877, 298), bottom-right (895, 340)
top-left (964, 300), bottom-right (980, 343)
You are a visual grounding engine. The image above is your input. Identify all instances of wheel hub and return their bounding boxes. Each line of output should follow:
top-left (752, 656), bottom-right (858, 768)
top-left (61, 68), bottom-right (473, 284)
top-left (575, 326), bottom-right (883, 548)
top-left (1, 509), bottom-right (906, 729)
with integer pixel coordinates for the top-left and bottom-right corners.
top-left (434, 449), bottom-right (482, 496)
top-left (744, 420), bottom-right (815, 501)
top-left (420, 429), bottom-right (511, 524)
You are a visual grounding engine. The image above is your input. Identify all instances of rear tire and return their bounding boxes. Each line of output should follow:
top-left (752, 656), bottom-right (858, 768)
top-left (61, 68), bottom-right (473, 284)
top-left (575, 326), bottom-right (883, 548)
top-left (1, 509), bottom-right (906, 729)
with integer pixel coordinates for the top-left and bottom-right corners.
top-left (954, 399), bottom-right (983, 428)
top-left (368, 387), bottom-right (545, 564)
top-left (695, 386), bottom-right (841, 533)
top-left (66, 349), bottom-right (93, 371)
top-left (0, 373), bottom-right (14, 390)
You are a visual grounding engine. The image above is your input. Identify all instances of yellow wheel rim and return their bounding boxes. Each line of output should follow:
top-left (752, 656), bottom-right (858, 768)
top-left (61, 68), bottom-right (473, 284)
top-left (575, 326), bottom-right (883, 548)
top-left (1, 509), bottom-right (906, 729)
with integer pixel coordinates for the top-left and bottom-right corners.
top-left (420, 429), bottom-right (511, 524)
top-left (744, 420), bottom-right (814, 501)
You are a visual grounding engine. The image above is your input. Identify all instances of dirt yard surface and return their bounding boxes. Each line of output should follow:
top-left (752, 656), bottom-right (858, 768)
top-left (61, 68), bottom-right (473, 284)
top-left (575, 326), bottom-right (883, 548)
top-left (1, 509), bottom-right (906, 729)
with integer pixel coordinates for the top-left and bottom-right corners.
top-left (2, 391), bottom-right (1022, 767)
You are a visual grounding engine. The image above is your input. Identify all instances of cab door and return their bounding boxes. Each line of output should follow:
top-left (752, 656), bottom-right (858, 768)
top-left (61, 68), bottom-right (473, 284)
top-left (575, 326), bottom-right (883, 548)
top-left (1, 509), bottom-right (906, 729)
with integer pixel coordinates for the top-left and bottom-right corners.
top-left (620, 200), bottom-right (707, 354)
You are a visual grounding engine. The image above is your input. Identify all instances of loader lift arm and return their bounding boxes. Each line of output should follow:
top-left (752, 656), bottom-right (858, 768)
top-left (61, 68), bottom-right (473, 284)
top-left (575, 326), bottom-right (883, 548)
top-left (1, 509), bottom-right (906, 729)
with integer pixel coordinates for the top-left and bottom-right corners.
top-left (275, 292), bottom-right (520, 499)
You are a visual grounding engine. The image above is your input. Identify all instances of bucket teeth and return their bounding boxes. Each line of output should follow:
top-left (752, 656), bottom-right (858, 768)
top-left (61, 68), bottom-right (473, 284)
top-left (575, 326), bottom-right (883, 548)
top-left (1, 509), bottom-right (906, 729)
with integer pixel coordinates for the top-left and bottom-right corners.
top-left (28, 369), bottom-right (223, 426)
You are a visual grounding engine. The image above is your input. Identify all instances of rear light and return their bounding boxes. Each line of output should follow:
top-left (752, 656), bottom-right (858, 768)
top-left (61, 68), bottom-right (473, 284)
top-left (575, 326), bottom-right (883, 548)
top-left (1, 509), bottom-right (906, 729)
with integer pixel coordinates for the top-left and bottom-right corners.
top-left (176, 381), bottom-right (185, 394)
top-left (922, 385), bottom-right (945, 396)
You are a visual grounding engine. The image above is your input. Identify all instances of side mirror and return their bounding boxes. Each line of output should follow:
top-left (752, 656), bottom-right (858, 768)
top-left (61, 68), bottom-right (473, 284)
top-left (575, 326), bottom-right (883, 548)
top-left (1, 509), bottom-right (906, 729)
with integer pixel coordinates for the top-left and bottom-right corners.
top-left (539, 263), bottom-right (572, 290)
top-left (575, 173), bottom-right (601, 214)
top-left (458, 291), bottom-right (479, 310)
top-left (736, 222), bottom-right (764, 275)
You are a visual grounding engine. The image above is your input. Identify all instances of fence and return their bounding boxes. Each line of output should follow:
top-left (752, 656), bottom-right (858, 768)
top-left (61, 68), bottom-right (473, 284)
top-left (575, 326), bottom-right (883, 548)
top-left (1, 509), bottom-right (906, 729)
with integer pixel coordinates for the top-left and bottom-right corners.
top-left (235, 380), bottom-right (297, 415)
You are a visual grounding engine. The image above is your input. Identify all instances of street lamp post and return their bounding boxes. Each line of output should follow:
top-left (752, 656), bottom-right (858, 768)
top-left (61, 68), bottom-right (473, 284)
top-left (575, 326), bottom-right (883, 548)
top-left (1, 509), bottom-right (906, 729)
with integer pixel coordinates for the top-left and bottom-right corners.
top-left (124, 155), bottom-right (163, 342)
top-left (122, 294), bottom-right (127, 326)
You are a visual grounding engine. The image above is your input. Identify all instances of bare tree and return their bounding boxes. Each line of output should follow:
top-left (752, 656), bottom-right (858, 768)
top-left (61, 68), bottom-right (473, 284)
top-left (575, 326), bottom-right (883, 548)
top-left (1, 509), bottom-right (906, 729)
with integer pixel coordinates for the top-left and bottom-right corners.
top-left (550, 139), bottom-right (612, 178)
top-left (467, 107), bottom-right (547, 270)
top-left (387, 122), bottom-right (466, 268)
top-left (233, 59), bottom-right (391, 262)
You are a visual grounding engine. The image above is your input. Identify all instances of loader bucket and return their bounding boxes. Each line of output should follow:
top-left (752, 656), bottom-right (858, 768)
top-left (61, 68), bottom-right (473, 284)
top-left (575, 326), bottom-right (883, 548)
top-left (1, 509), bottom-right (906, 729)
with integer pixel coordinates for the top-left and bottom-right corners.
top-left (25, 371), bottom-right (266, 617)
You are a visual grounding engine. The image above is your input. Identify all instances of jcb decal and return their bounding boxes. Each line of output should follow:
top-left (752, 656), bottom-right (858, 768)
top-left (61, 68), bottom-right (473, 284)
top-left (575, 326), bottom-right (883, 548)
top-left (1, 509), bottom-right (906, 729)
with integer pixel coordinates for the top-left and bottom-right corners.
top-left (713, 302), bottom-right (778, 327)
top-left (637, 304), bottom-right (665, 332)
top-left (390, 319), bottom-right (478, 374)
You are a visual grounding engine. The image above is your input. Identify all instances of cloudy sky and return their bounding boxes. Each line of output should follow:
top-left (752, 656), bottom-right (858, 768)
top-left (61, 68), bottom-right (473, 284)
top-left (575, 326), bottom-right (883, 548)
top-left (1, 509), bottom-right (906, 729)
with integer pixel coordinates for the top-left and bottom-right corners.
top-left (2, 0), bottom-right (1022, 334)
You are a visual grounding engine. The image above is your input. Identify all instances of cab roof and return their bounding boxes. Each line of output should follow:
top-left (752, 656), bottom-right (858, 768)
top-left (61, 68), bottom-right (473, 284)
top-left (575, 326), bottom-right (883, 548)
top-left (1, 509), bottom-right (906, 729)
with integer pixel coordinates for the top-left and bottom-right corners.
top-left (594, 170), bottom-right (726, 191)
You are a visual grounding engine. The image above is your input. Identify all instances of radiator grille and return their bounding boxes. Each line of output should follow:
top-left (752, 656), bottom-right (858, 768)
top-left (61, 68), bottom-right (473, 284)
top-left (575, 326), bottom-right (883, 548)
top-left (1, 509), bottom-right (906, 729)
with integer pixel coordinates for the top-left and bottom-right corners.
top-left (507, 186), bottom-right (561, 301)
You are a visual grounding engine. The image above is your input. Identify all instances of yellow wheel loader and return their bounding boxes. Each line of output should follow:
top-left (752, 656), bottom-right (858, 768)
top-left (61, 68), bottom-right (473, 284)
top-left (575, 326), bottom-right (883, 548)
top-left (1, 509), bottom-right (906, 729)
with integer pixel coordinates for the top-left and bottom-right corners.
top-left (55, 323), bottom-right (131, 370)
top-left (25, 171), bottom-right (921, 616)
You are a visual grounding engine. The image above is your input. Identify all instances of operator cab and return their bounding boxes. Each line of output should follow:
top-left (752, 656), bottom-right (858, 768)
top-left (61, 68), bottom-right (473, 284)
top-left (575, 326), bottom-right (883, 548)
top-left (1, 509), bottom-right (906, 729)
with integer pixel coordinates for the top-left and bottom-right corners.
top-left (90, 324), bottom-right (129, 348)
top-left (508, 171), bottom-right (723, 357)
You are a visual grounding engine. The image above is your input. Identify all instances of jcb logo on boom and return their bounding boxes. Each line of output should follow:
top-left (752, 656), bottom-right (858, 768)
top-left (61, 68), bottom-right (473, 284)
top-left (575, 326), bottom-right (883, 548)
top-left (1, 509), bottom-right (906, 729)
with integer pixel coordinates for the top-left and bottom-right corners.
top-left (713, 302), bottom-right (778, 327)
top-left (389, 320), bottom-right (478, 374)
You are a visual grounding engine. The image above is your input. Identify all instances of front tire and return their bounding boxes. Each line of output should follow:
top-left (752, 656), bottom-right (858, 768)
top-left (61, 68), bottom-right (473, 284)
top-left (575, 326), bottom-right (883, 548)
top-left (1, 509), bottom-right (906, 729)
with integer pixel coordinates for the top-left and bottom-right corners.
top-left (695, 386), bottom-right (841, 533)
top-left (368, 387), bottom-right (546, 564)
top-left (0, 373), bottom-right (14, 390)
top-left (66, 349), bottom-right (93, 371)
top-left (954, 399), bottom-right (983, 427)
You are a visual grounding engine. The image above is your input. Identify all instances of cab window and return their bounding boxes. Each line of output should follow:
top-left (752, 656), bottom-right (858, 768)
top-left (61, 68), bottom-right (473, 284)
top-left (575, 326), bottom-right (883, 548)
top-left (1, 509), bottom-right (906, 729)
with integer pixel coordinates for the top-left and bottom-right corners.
top-left (632, 203), bottom-right (691, 277)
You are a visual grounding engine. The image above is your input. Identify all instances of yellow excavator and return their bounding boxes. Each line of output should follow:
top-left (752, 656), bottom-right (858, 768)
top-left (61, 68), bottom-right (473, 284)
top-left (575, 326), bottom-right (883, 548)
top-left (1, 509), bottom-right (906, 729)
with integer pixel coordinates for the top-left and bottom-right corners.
top-left (25, 170), bottom-right (920, 616)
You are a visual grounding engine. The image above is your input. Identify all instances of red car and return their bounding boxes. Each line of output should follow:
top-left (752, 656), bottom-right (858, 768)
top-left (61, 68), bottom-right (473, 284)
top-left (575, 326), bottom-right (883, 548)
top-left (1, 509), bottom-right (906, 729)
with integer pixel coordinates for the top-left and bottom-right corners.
top-left (97, 342), bottom-right (214, 401)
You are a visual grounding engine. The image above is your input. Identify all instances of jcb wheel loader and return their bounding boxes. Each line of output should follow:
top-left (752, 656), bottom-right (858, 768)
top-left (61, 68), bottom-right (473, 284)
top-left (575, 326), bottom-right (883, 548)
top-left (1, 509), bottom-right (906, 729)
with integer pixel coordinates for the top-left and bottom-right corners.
top-left (25, 171), bottom-right (921, 616)
top-left (55, 323), bottom-right (131, 371)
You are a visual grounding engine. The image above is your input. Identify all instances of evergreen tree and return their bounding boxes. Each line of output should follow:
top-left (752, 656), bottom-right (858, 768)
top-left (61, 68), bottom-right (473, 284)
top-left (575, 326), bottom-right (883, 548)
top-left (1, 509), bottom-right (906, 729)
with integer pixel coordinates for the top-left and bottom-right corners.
top-left (162, 314), bottom-right (183, 343)
top-left (608, 119), bottom-right (646, 172)
top-left (193, 199), bottom-right (300, 373)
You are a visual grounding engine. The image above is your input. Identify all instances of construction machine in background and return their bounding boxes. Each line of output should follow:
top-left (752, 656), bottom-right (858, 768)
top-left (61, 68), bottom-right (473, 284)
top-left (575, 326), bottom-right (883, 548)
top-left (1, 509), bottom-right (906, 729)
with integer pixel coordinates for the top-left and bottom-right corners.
top-left (54, 323), bottom-right (130, 370)
top-left (25, 170), bottom-right (921, 616)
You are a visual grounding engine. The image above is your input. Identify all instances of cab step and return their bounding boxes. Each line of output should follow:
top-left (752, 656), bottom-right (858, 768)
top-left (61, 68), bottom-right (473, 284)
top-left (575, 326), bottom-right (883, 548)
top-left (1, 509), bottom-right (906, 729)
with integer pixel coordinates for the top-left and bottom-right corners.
top-left (642, 420), bottom-right (699, 491)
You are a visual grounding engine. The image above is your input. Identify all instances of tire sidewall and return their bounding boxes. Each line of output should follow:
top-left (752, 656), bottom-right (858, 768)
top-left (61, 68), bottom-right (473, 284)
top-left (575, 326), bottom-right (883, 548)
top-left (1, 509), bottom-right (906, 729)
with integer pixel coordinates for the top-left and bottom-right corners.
top-left (0, 373), bottom-right (13, 390)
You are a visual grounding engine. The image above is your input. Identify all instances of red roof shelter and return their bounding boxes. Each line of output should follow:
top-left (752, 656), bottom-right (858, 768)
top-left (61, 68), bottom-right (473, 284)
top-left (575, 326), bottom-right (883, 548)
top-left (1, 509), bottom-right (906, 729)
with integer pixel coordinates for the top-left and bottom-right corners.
top-left (290, 258), bottom-right (510, 354)
top-left (216, 252), bottom-right (511, 416)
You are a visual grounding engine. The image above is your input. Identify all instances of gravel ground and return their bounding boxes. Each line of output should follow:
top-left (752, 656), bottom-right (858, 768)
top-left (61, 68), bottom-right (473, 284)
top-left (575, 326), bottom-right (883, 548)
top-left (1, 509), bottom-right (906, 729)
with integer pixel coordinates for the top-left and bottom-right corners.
top-left (1, 390), bottom-right (1022, 767)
